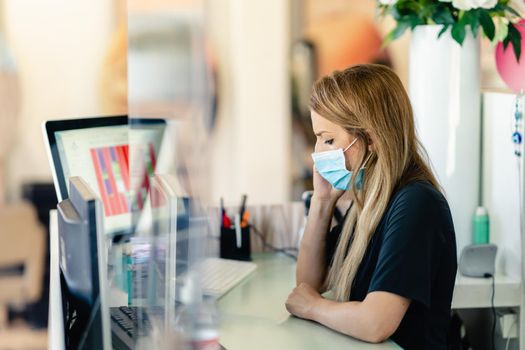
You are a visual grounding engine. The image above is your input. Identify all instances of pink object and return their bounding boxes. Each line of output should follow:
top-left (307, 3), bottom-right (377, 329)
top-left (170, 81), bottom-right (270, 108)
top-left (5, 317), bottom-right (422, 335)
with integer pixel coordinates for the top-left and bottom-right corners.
top-left (496, 19), bottom-right (525, 93)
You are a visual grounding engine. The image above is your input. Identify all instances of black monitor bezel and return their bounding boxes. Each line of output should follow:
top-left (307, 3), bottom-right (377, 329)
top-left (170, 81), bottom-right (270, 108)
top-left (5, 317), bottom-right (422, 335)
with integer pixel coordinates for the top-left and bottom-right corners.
top-left (45, 115), bottom-right (166, 201)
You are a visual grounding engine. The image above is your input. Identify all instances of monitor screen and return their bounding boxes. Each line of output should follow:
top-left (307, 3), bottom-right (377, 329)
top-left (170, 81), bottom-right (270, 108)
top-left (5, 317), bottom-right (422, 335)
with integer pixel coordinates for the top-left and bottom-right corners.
top-left (45, 116), bottom-right (166, 235)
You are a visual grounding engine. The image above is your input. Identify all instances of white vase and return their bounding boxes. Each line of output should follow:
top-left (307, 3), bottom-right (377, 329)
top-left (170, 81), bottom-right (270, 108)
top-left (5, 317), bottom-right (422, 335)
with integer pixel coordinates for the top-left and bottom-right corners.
top-left (409, 25), bottom-right (480, 255)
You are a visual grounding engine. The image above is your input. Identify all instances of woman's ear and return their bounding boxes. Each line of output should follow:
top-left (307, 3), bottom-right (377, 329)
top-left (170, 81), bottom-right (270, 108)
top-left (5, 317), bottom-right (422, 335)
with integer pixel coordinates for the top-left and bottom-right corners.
top-left (364, 130), bottom-right (375, 151)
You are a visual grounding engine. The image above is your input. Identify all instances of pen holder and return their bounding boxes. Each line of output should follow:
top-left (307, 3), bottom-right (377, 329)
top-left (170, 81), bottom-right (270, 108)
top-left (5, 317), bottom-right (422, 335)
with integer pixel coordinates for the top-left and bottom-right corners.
top-left (220, 225), bottom-right (251, 261)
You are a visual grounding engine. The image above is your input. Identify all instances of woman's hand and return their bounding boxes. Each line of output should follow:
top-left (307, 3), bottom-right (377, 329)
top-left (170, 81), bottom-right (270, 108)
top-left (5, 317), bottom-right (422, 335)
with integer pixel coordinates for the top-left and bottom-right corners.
top-left (285, 282), bottom-right (322, 320)
top-left (312, 166), bottom-right (345, 204)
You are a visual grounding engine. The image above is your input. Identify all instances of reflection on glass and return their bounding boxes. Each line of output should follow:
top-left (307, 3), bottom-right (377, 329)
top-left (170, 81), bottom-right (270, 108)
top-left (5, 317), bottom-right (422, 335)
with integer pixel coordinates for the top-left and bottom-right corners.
top-left (123, 1), bottom-right (218, 348)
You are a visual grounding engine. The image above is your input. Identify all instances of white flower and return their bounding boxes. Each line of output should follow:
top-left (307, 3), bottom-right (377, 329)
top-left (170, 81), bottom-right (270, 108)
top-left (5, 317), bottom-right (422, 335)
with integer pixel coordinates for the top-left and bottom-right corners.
top-left (378, 0), bottom-right (397, 5)
top-left (451, 0), bottom-right (497, 10)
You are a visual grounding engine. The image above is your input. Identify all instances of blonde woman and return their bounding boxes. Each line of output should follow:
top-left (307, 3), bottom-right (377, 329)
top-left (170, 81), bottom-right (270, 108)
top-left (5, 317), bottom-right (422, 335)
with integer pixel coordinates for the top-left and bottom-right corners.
top-left (285, 64), bottom-right (457, 350)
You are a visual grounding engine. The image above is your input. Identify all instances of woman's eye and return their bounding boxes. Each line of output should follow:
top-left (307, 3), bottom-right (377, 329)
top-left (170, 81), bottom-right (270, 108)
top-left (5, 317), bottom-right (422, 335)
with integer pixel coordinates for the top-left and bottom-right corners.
top-left (324, 139), bottom-right (334, 145)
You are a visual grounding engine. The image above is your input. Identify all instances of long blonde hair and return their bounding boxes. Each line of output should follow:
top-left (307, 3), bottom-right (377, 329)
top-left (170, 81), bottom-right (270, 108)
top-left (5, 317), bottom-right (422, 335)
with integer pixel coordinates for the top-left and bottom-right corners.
top-left (310, 64), bottom-right (441, 301)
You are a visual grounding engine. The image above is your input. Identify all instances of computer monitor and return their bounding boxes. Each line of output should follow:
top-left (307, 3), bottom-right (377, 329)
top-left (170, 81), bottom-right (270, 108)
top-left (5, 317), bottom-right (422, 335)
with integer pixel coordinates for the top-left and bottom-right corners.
top-left (43, 116), bottom-right (166, 236)
top-left (57, 176), bottom-right (111, 350)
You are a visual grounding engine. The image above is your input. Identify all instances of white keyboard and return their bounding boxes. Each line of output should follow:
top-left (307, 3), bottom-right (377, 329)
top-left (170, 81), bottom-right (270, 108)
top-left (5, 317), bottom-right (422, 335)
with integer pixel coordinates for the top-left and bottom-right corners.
top-left (199, 258), bottom-right (257, 298)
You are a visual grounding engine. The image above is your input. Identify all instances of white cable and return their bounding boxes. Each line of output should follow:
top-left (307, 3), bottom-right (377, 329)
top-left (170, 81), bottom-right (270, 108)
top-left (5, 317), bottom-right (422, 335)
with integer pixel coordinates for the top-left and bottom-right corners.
top-left (504, 316), bottom-right (517, 350)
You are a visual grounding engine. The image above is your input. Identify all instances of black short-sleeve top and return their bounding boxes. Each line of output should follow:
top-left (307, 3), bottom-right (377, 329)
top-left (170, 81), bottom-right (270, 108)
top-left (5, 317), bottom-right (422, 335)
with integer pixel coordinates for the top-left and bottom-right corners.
top-left (325, 181), bottom-right (457, 350)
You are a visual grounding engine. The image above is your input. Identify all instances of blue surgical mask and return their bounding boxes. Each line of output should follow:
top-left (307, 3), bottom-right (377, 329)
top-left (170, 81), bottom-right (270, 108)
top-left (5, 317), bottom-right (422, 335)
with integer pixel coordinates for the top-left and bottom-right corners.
top-left (311, 138), bottom-right (371, 191)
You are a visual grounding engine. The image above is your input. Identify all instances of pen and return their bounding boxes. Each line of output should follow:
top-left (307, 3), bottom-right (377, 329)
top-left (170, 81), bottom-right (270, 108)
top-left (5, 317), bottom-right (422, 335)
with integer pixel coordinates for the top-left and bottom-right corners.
top-left (223, 214), bottom-right (231, 228)
top-left (234, 213), bottom-right (242, 248)
top-left (241, 210), bottom-right (250, 228)
top-left (239, 194), bottom-right (247, 224)
top-left (220, 197), bottom-right (231, 228)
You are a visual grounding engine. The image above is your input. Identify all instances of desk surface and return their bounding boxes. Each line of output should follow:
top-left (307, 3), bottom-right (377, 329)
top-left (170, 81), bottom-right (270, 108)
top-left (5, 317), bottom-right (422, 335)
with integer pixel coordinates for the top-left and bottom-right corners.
top-left (452, 273), bottom-right (521, 309)
top-left (47, 208), bottom-right (523, 349)
top-left (217, 254), bottom-right (400, 350)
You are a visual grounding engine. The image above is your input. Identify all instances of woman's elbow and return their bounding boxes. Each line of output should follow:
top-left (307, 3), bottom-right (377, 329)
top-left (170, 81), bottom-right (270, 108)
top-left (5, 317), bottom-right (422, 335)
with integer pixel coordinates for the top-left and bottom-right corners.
top-left (356, 292), bottom-right (408, 343)
top-left (365, 330), bottom-right (391, 344)
top-left (364, 321), bottom-right (397, 344)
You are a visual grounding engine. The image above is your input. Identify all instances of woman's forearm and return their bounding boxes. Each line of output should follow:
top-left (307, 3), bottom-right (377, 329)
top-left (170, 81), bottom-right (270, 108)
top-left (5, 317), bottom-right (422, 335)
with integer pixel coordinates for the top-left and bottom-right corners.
top-left (307, 292), bottom-right (409, 344)
top-left (309, 298), bottom-right (383, 343)
top-left (296, 197), bottom-right (337, 291)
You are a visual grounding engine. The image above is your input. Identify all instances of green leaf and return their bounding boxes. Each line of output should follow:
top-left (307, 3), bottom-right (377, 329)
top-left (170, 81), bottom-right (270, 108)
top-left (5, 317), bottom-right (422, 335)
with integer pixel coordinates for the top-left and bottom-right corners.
top-left (396, 0), bottom-right (422, 13)
top-left (503, 30), bottom-right (511, 49)
top-left (491, 3), bottom-right (507, 16)
top-left (463, 10), bottom-right (480, 37)
top-left (503, 5), bottom-right (521, 18)
top-left (438, 24), bottom-right (450, 38)
top-left (408, 14), bottom-right (424, 29)
top-left (391, 0), bottom-right (419, 16)
top-left (390, 6), bottom-right (404, 21)
top-left (451, 22), bottom-right (466, 44)
top-left (383, 21), bottom-right (410, 46)
top-left (509, 23), bottom-right (522, 62)
top-left (479, 11), bottom-right (495, 40)
top-left (432, 7), bottom-right (455, 25)
top-left (472, 10), bottom-right (481, 34)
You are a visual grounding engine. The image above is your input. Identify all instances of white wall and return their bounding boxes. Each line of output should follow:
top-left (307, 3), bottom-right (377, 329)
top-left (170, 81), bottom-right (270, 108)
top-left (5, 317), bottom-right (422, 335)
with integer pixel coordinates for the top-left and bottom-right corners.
top-left (3, 1), bottom-right (115, 200)
top-left (482, 92), bottom-right (523, 278)
top-left (207, 0), bottom-right (292, 206)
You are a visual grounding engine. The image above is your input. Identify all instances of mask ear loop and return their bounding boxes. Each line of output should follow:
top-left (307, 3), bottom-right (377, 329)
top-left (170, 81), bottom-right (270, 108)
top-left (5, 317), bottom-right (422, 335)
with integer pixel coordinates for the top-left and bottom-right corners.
top-left (343, 138), bottom-right (358, 152)
top-left (361, 152), bottom-right (374, 169)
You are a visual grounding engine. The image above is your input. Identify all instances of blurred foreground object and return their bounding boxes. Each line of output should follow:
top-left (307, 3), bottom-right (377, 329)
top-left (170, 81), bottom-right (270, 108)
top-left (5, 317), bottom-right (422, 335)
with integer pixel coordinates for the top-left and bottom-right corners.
top-left (0, 203), bottom-right (46, 348)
